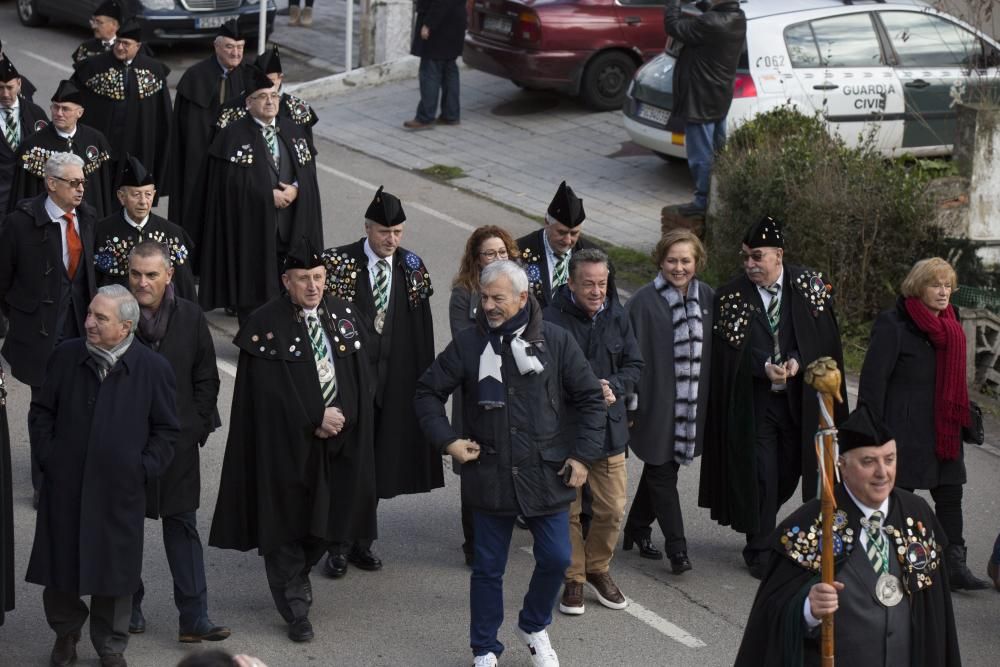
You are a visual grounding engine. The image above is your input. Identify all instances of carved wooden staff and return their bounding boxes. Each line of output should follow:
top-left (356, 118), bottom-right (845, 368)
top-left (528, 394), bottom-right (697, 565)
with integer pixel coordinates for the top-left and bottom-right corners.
top-left (804, 356), bottom-right (843, 667)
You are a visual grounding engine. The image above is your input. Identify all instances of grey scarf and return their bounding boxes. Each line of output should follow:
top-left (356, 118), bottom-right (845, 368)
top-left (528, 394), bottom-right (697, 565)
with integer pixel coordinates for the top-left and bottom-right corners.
top-left (656, 274), bottom-right (703, 465)
top-left (86, 333), bottom-right (135, 380)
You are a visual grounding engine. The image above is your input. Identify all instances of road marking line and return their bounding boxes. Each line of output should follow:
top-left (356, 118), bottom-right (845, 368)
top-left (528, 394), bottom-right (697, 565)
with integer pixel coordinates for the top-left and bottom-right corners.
top-left (517, 547), bottom-right (706, 648)
top-left (21, 50), bottom-right (74, 75)
top-left (316, 162), bottom-right (476, 232)
top-left (217, 359), bottom-right (238, 378)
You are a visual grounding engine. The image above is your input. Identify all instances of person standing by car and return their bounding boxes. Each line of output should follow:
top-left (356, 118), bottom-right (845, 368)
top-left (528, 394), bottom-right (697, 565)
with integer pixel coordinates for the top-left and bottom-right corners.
top-left (858, 257), bottom-right (990, 591)
top-left (664, 0), bottom-right (746, 218)
top-left (404, 0), bottom-right (467, 130)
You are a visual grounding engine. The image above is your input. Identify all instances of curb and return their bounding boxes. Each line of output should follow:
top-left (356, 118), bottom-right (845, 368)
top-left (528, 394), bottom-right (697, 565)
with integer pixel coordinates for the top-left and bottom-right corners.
top-left (287, 56), bottom-right (420, 101)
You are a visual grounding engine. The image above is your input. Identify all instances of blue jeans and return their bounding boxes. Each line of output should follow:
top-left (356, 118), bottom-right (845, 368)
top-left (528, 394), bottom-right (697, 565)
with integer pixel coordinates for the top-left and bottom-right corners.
top-left (416, 58), bottom-right (460, 123)
top-left (470, 510), bottom-right (571, 658)
top-left (685, 118), bottom-right (727, 209)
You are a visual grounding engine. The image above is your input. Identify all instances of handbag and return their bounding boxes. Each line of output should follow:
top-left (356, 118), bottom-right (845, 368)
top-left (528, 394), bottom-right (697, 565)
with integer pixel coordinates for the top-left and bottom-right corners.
top-left (962, 401), bottom-right (985, 445)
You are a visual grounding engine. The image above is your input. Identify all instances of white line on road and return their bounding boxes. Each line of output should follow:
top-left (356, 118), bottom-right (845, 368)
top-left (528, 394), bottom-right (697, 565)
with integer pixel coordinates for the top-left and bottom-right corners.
top-left (217, 359), bottom-right (238, 378)
top-left (21, 50), bottom-right (74, 75)
top-left (316, 162), bottom-right (476, 232)
top-left (518, 546), bottom-right (706, 648)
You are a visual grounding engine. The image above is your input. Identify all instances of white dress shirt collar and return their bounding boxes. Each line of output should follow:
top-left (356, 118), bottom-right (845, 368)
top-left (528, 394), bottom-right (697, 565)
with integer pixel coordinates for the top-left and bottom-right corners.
top-left (123, 210), bottom-right (149, 230)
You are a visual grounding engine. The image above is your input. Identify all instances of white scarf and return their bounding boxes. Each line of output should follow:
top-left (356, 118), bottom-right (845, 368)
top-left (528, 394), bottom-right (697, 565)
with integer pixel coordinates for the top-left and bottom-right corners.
top-left (657, 275), bottom-right (703, 465)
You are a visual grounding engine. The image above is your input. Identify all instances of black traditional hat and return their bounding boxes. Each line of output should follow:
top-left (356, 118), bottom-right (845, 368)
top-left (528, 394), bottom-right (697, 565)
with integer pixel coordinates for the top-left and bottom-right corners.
top-left (838, 403), bottom-right (894, 454)
top-left (0, 57), bottom-right (20, 83)
top-left (51, 79), bottom-right (83, 106)
top-left (93, 0), bottom-right (122, 21)
top-left (742, 215), bottom-right (784, 249)
top-left (217, 18), bottom-right (243, 41)
top-left (117, 19), bottom-right (144, 41)
top-left (546, 181), bottom-right (586, 228)
top-left (256, 45), bottom-right (282, 75)
top-left (364, 186), bottom-right (406, 227)
top-left (283, 236), bottom-right (324, 272)
top-left (246, 66), bottom-right (276, 95)
top-left (119, 155), bottom-right (155, 188)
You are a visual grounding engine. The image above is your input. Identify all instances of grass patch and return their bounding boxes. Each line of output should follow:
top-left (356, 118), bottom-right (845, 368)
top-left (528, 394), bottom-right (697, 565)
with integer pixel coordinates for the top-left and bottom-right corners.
top-left (420, 164), bottom-right (466, 180)
top-left (589, 239), bottom-right (655, 294)
top-left (840, 321), bottom-right (872, 376)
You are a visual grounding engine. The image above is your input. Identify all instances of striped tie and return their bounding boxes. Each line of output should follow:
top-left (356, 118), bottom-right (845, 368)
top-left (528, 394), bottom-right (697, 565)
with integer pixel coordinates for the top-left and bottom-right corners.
top-left (2, 108), bottom-right (18, 150)
top-left (374, 259), bottom-right (389, 313)
top-left (262, 124), bottom-right (278, 162)
top-left (764, 284), bottom-right (781, 332)
top-left (307, 315), bottom-right (337, 405)
top-left (864, 511), bottom-right (889, 574)
top-left (552, 252), bottom-right (569, 288)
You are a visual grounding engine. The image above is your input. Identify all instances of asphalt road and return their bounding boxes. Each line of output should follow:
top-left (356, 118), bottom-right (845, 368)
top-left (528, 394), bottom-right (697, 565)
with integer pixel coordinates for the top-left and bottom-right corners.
top-left (2, 6), bottom-right (1000, 667)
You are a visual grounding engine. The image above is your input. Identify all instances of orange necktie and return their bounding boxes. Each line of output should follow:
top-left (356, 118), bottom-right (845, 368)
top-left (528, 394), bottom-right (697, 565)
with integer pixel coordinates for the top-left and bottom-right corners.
top-left (64, 212), bottom-right (82, 279)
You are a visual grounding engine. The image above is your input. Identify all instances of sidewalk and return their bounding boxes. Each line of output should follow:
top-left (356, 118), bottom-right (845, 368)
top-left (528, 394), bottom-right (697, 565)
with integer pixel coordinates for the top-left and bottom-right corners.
top-left (304, 67), bottom-right (693, 251)
top-left (270, 0), bottom-right (360, 72)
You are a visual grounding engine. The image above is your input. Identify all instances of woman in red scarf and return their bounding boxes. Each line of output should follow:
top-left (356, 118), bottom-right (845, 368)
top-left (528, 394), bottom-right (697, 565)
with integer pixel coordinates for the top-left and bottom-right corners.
top-left (858, 257), bottom-right (989, 590)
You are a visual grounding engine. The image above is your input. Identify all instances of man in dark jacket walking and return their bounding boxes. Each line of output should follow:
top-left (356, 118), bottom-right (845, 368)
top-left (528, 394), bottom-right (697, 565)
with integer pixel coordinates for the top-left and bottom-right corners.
top-left (664, 0), bottom-right (746, 217)
top-left (404, 0), bottom-right (467, 129)
top-left (415, 260), bottom-right (606, 667)
top-left (543, 248), bottom-right (643, 617)
top-left (26, 285), bottom-right (179, 667)
top-left (126, 241), bottom-right (229, 643)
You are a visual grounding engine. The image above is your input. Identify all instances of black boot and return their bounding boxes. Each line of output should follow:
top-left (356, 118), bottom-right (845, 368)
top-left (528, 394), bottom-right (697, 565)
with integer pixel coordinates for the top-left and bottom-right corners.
top-left (946, 544), bottom-right (990, 590)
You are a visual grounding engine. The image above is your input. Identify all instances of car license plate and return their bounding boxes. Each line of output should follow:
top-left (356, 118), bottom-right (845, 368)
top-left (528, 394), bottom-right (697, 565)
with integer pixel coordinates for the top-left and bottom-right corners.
top-left (196, 15), bottom-right (239, 30)
top-left (483, 15), bottom-right (512, 35)
top-left (636, 103), bottom-right (670, 126)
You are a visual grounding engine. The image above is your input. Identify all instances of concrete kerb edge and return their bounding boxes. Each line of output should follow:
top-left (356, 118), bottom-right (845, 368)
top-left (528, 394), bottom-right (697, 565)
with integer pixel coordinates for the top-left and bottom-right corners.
top-left (286, 56), bottom-right (421, 101)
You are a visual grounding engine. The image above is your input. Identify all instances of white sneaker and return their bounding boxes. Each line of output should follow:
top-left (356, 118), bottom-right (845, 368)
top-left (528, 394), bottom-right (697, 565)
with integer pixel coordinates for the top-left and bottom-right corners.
top-left (473, 653), bottom-right (498, 667)
top-left (516, 627), bottom-right (559, 667)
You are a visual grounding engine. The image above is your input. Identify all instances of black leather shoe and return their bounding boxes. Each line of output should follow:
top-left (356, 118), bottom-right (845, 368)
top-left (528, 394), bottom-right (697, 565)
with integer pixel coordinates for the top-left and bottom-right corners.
top-left (947, 544), bottom-right (990, 590)
top-left (99, 654), bottom-right (127, 667)
top-left (178, 618), bottom-right (231, 643)
top-left (323, 553), bottom-right (348, 578)
top-left (622, 529), bottom-right (663, 561)
top-left (288, 617), bottom-right (314, 642)
top-left (128, 606), bottom-right (145, 634)
top-left (50, 631), bottom-right (79, 666)
top-left (669, 551), bottom-right (692, 574)
top-left (347, 547), bottom-right (382, 571)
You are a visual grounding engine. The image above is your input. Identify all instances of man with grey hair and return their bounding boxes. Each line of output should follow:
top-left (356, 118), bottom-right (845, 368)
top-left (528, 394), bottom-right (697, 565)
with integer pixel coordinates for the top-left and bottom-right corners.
top-left (415, 260), bottom-right (606, 667)
top-left (0, 151), bottom-right (97, 501)
top-left (27, 284), bottom-right (179, 667)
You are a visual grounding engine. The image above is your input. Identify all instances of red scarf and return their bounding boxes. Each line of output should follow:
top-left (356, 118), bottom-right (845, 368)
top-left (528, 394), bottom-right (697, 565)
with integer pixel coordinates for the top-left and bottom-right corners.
top-left (904, 297), bottom-right (969, 461)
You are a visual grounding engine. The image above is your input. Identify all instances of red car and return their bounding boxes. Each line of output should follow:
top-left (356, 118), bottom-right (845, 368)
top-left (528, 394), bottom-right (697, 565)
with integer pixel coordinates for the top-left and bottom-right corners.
top-left (463, 0), bottom-right (667, 110)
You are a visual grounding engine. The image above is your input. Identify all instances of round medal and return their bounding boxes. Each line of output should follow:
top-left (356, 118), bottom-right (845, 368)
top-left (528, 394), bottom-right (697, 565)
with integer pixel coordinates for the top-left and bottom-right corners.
top-left (875, 573), bottom-right (904, 607)
top-left (374, 311), bottom-right (386, 334)
top-left (317, 360), bottom-right (334, 383)
top-left (905, 542), bottom-right (929, 570)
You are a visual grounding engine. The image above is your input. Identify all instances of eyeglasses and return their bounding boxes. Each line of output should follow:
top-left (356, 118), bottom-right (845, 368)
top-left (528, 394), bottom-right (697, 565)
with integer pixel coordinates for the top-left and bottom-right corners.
top-left (739, 250), bottom-right (771, 263)
top-left (478, 249), bottom-right (509, 260)
top-left (51, 176), bottom-right (87, 189)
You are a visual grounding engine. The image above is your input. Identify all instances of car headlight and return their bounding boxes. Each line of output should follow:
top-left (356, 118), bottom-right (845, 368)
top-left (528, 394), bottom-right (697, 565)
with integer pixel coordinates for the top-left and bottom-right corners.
top-left (141, 0), bottom-right (176, 9)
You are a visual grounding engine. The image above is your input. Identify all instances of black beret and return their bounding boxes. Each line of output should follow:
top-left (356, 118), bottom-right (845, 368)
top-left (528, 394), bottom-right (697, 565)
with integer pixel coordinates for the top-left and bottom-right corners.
top-left (838, 403), bottom-right (894, 454)
top-left (742, 215), bottom-right (784, 249)
top-left (546, 180), bottom-right (585, 228)
top-left (364, 186), bottom-right (406, 227)
top-left (119, 154), bottom-right (155, 188)
top-left (93, 0), bottom-right (122, 21)
top-left (283, 236), bottom-right (324, 272)
top-left (256, 45), bottom-right (282, 75)
top-left (0, 57), bottom-right (20, 83)
top-left (51, 79), bottom-right (83, 106)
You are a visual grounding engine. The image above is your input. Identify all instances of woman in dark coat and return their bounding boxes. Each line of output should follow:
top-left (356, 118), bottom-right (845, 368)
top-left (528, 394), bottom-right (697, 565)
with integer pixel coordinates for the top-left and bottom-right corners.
top-left (859, 257), bottom-right (989, 590)
top-left (622, 229), bottom-right (713, 574)
top-left (405, 0), bottom-right (468, 128)
top-left (448, 225), bottom-right (520, 564)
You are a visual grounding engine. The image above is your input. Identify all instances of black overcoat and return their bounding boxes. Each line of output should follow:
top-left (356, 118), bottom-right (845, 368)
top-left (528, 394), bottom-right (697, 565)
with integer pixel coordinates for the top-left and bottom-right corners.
top-left (0, 95), bottom-right (48, 214)
top-left (858, 298), bottom-right (967, 489)
top-left (0, 370), bottom-right (12, 624)
top-left (138, 297), bottom-right (220, 518)
top-left (26, 338), bottom-right (178, 596)
top-left (543, 285), bottom-right (643, 458)
top-left (197, 114), bottom-right (323, 312)
top-left (7, 122), bottom-right (114, 218)
top-left (215, 91), bottom-right (319, 145)
top-left (0, 194), bottom-right (98, 388)
top-left (94, 211), bottom-right (197, 301)
top-left (410, 0), bottom-right (468, 61)
top-left (415, 303), bottom-right (606, 516)
top-left (626, 278), bottom-right (714, 466)
top-left (735, 486), bottom-right (961, 667)
top-left (209, 295), bottom-right (377, 555)
top-left (515, 228), bottom-right (616, 308)
top-left (322, 239), bottom-right (443, 498)
top-left (699, 266), bottom-right (847, 533)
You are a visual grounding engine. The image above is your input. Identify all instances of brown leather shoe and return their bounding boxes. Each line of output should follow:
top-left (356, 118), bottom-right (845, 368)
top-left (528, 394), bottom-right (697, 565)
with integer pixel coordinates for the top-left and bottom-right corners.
top-left (99, 654), bottom-right (127, 667)
top-left (403, 119), bottom-right (433, 130)
top-left (50, 631), bottom-right (79, 666)
top-left (558, 581), bottom-right (584, 615)
top-left (585, 571), bottom-right (628, 610)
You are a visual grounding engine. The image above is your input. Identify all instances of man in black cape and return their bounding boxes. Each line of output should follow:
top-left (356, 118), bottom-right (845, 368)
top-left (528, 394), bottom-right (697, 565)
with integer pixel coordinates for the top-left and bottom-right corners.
top-left (70, 1), bottom-right (151, 67)
top-left (319, 186), bottom-right (441, 576)
top-left (209, 238), bottom-right (377, 643)
top-left (196, 68), bottom-right (323, 323)
top-left (699, 215), bottom-right (847, 578)
top-left (215, 45), bottom-right (319, 145)
top-left (72, 20), bottom-right (172, 193)
top-left (95, 155), bottom-right (196, 300)
top-left (516, 181), bottom-right (615, 308)
top-left (735, 404), bottom-right (961, 667)
top-left (0, 41), bottom-right (36, 100)
top-left (169, 19), bottom-right (252, 233)
top-left (9, 79), bottom-right (114, 217)
top-left (0, 56), bottom-right (48, 215)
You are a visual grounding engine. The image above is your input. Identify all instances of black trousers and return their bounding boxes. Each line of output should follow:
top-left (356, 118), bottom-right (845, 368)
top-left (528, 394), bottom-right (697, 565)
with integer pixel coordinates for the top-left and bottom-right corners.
top-left (744, 393), bottom-right (801, 565)
top-left (28, 385), bottom-right (43, 490)
top-left (898, 483), bottom-right (965, 547)
top-left (625, 461), bottom-right (687, 556)
top-left (43, 588), bottom-right (130, 657)
top-left (264, 536), bottom-right (328, 622)
top-left (132, 511), bottom-right (208, 631)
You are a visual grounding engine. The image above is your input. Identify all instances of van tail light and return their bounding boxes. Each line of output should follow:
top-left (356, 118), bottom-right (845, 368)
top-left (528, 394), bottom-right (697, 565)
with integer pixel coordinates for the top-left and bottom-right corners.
top-left (733, 73), bottom-right (757, 98)
top-left (515, 11), bottom-right (542, 44)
